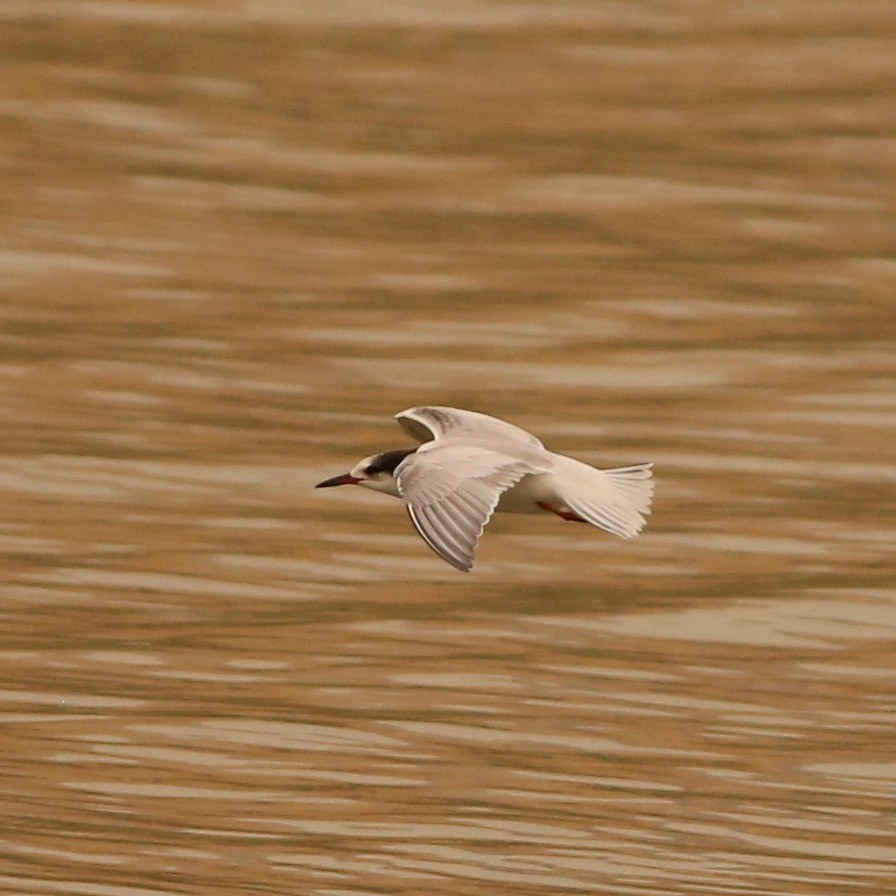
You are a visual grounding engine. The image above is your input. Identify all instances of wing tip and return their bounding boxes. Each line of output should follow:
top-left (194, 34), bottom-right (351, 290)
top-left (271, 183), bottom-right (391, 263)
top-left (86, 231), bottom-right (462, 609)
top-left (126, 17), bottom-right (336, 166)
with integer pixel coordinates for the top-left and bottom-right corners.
top-left (406, 503), bottom-right (476, 572)
top-left (394, 407), bottom-right (437, 444)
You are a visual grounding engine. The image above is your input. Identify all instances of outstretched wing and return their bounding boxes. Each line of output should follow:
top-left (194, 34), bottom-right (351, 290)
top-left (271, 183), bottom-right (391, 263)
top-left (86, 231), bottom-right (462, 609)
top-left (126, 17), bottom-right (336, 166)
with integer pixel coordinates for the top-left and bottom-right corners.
top-left (395, 406), bottom-right (544, 450)
top-left (395, 444), bottom-right (546, 571)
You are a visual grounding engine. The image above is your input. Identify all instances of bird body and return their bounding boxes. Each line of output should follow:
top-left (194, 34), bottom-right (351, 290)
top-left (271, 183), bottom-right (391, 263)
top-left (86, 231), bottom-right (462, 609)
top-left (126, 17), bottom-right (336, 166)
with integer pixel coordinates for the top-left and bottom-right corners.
top-left (316, 406), bottom-right (653, 572)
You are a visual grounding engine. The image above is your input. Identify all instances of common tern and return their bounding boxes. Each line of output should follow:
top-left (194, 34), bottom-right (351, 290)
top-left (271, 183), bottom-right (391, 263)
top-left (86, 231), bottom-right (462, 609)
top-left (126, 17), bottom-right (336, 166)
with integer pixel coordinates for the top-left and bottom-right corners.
top-left (316, 406), bottom-right (654, 572)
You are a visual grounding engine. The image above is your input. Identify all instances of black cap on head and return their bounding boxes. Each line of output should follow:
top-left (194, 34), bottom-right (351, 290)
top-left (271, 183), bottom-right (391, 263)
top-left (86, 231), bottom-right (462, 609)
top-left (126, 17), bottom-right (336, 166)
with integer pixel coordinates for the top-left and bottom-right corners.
top-left (365, 447), bottom-right (416, 476)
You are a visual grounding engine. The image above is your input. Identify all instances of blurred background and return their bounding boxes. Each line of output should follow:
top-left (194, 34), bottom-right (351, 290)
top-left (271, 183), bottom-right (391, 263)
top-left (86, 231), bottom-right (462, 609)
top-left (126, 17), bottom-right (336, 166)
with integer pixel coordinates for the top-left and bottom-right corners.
top-left (2, 1), bottom-right (895, 894)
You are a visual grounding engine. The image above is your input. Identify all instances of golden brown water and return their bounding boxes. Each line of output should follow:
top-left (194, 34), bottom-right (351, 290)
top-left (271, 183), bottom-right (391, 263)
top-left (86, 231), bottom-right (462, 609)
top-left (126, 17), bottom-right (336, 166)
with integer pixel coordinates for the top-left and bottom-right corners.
top-left (2, 2), bottom-right (896, 894)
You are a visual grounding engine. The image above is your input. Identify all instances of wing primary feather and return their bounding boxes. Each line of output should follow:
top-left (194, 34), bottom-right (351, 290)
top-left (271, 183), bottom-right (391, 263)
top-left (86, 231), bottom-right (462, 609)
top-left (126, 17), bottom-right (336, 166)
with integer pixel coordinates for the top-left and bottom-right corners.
top-left (451, 489), bottom-right (490, 524)
top-left (406, 505), bottom-right (471, 571)
top-left (428, 503), bottom-right (477, 564)
top-left (416, 504), bottom-right (462, 559)
top-left (421, 504), bottom-right (474, 568)
top-left (438, 497), bottom-right (479, 541)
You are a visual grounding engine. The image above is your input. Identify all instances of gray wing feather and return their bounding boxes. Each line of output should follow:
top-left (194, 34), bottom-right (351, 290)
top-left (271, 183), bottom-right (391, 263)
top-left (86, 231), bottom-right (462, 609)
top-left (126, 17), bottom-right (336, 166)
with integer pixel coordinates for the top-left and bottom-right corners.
top-left (408, 503), bottom-right (476, 572)
top-left (395, 406), bottom-right (544, 450)
top-left (396, 445), bottom-right (543, 571)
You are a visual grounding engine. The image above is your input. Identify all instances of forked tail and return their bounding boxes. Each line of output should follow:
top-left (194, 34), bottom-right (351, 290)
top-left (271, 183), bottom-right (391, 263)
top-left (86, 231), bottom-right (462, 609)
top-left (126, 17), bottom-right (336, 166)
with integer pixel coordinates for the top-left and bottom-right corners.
top-left (564, 462), bottom-right (654, 539)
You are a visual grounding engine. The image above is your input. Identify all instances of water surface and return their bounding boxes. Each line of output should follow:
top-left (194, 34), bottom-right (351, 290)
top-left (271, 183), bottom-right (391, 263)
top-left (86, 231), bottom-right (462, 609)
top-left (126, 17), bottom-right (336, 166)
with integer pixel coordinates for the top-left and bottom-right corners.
top-left (1, 2), bottom-right (895, 894)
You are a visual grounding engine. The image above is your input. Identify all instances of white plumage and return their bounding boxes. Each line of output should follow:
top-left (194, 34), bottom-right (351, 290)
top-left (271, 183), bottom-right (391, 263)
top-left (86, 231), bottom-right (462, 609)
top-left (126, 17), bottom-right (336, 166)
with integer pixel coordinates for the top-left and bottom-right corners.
top-left (316, 406), bottom-right (654, 572)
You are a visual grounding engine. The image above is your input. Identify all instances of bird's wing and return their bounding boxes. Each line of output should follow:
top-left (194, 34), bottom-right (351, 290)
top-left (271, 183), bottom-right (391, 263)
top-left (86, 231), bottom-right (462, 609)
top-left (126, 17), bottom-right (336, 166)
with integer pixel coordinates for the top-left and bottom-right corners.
top-left (395, 444), bottom-right (546, 572)
top-left (395, 406), bottom-right (544, 450)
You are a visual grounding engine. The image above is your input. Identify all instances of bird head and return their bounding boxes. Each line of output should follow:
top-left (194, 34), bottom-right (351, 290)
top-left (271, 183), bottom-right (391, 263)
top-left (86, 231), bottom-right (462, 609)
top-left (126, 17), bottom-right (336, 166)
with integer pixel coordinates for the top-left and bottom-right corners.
top-left (315, 448), bottom-right (414, 496)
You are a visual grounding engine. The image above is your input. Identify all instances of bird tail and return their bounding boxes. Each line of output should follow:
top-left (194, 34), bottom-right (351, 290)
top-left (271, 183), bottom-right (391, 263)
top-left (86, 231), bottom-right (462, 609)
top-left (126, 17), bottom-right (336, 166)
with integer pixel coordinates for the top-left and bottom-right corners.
top-left (563, 462), bottom-right (654, 538)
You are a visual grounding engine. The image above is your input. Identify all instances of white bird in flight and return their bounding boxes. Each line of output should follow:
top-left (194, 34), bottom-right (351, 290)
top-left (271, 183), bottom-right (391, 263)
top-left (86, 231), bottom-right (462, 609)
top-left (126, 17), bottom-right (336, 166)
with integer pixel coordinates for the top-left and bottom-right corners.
top-left (316, 406), bottom-right (654, 572)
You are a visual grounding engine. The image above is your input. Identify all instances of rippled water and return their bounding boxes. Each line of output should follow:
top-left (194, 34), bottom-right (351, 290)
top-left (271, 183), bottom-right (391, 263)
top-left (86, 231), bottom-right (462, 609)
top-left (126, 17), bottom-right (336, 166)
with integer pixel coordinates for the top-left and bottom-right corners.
top-left (2, 2), bottom-right (896, 894)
